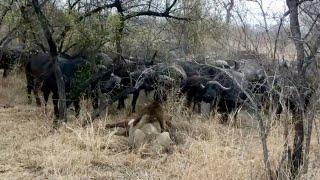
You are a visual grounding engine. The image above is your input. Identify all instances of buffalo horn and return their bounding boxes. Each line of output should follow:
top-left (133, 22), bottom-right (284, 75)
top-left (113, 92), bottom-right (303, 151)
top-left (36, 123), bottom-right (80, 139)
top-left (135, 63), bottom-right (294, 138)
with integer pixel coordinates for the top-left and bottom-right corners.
top-left (208, 81), bottom-right (231, 90)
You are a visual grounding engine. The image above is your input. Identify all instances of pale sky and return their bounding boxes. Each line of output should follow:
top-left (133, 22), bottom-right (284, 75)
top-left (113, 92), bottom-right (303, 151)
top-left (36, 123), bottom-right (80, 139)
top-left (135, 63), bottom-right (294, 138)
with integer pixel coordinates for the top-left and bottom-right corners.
top-left (244, 0), bottom-right (287, 26)
top-left (58, 0), bottom-right (288, 27)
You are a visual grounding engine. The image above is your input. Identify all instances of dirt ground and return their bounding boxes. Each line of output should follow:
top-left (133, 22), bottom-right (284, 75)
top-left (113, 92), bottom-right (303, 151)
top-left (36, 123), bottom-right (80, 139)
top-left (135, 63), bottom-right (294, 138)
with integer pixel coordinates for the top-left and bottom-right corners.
top-left (0, 73), bottom-right (320, 179)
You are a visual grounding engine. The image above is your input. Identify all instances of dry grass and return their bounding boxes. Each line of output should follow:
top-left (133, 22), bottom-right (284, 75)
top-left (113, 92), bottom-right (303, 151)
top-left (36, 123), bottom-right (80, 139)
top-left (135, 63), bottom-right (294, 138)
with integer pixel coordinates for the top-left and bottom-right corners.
top-left (1, 71), bottom-right (320, 179)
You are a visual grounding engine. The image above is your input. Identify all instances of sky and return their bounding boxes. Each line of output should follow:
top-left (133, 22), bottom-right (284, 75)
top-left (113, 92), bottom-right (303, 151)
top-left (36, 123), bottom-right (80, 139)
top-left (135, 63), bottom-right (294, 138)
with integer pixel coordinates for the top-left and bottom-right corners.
top-left (243, 0), bottom-right (287, 26)
top-left (57, 0), bottom-right (288, 27)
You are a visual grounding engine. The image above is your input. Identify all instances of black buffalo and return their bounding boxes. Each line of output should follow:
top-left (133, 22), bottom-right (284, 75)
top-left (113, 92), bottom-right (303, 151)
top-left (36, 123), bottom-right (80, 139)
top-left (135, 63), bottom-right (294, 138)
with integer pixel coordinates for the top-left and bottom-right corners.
top-left (91, 72), bottom-right (124, 111)
top-left (174, 59), bottom-right (231, 78)
top-left (92, 52), bottom-right (158, 112)
top-left (202, 69), bottom-right (247, 122)
top-left (180, 75), bottom-right (230, 113)
top-left (26, 53), bottom-right (87, 118)
top-left (0, 48), bottom-right (33, 78)
top-left (131, 63), bottom-right (185, 112)
top-left (179, 64), bottom-right (252, 123)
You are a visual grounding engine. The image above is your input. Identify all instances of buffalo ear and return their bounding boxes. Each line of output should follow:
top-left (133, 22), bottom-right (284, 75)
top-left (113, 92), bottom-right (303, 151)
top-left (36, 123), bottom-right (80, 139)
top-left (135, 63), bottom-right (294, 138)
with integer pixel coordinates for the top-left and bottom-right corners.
top-left (200, 83), bottom-right (205, 89)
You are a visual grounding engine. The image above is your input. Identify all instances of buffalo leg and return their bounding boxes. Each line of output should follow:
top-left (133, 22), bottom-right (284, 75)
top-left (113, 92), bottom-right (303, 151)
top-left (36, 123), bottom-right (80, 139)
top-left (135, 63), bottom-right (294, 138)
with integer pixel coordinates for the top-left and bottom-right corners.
top-left (52, 93), bottom-right (59, 129)
top-left (26, 63), bottom-right (34, 104)
top-left (43, 88), bottom-right (51, 114)
top-left (186, 93), bottom-right (193, 109)
top-left (218, 103), bottom-right (229, 124)
top-left (27, 85), bottom-right (33, 104)
top-left (210, 101), bottom-right (218, 117)
top-left (52, 93), bottom-right (59, 119)
top-left (92, 92), bottom-right (99, 110)
top-left (220, 113), bottom-right (229, 124)
top-left (131, 90), bottom-right (140, 113)
top-left (117, 97), bottom-right (126, 110)
top-left (73, 100), bottom-right (80, 117)
top-left (34, 81), bottom-right (43, 106)
top-left (186, 100), bottom-right (192, 108)
top-left (2, 62), bottom-right (10, 78)
top-left (192, 102), bottom-right (201, 113)
top-left (192, 102), bottom-right (197, 113)
top-left (275, 104), bottom-right (283, 120)
top-left (3, 68), bottom-right (9, 78)
top-left (232, 108), bottom-right (240, 127)
top-left (196, 102), bottom-right (201, 113)
top-left (43, 89), bottom-right (50, 106)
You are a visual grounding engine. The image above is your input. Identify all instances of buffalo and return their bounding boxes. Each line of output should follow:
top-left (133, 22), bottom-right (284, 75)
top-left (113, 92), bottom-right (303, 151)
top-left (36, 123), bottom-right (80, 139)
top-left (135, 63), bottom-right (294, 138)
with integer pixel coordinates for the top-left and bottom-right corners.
top-left (202, 69), bottom-right (247, 122)
top-left (91, 52), bottom-right (159, 112)
top-left (179, 62), bottom-right (254, 123)
top-left (131, 63), bottom-right (186, 112)
top-left (26, 53), bottom-right (88, 118)
top-left (180, 75), bottom-right (231, 114)
top-left (0, 47), bottom-right (33, 78)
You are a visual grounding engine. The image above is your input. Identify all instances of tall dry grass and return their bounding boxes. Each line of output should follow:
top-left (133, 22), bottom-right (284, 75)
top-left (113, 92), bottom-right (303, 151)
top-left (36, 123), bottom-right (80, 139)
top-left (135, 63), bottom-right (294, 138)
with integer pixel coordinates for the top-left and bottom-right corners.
top-left (0, 71), bottom-right (320, 179)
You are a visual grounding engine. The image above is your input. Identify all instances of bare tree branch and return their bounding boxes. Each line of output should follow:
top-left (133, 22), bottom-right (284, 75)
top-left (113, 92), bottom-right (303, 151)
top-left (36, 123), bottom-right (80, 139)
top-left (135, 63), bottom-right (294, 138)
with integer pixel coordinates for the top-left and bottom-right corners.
top-left (68, 0), bottom-right (81, 10)
top-left (223, 0), bottom-right (234, 24)
top-left (0, 26), bottom-right (18, 46)
top-left (78, 2), bottom-right (117, 21)
top-left (124, 0), bottom-right (189, 20)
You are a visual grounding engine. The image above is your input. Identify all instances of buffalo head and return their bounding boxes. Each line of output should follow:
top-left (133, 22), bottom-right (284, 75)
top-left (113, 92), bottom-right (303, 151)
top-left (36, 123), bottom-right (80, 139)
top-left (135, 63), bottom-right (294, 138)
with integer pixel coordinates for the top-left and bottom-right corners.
top-left (202, 80), bottom-right (230, 103)
top-left (134, 68), bottom-right (156, 91)
top-left (100, 73), bottom-right (122, 94)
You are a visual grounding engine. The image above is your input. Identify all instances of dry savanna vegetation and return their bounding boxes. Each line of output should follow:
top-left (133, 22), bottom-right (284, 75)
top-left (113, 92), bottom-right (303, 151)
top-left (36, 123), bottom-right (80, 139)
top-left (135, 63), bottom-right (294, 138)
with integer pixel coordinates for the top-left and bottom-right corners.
top-left (1, 72), bottom-right (319, 179)
top-left (1, 0), bottom-right (320, 179)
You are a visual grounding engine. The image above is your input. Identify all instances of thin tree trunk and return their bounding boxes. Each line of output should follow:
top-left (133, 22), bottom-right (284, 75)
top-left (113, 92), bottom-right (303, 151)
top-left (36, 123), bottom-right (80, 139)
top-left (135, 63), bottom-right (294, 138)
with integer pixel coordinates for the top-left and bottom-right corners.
top-left (115, 17), bottom-right (124, 64)
top-left (303, 85), bottom-right (320, 174)
top-left (225, 0), bottom-right (234, 25)
top-left (303, 110), bottom-right (313, 173)
top-left (286, 0), bottom-right (306, 176)
top-left (32, 0), bottom-right (67, 123)
top-left (291, 109), bottom-right (304, 177)
top-left (286, 0), bottom-right (305, 75)
top-left (114, 0), bottom-right (125, 65)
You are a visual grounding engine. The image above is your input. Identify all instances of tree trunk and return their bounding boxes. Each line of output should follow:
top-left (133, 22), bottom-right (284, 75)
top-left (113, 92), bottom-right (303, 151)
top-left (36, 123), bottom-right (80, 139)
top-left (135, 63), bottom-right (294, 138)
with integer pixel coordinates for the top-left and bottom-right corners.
top-left (286, 0), bottom-right (306, 177)
top-left (114, 0), bottom-right (125, 65)
top-left (115, 16), bottom-right (124, 65)
top-left (291, 109), bottom-right (304, 176)
top-left (32, 0), bottom-right (67, 123)
top-left (286, 0), bottom-right (305, 75)
top-left (225, 0), bottom-right (234, 25)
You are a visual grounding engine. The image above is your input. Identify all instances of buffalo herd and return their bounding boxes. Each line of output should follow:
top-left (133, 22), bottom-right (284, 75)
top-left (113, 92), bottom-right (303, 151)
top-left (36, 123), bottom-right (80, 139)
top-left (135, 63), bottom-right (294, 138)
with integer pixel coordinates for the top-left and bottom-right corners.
top-left (1, 47), bottom-right (314, 124)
